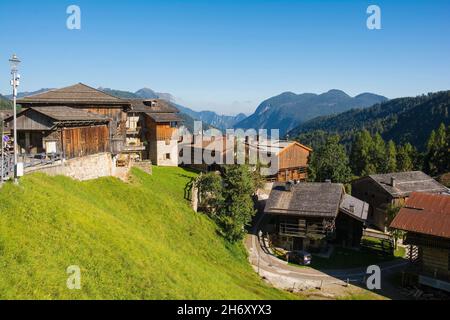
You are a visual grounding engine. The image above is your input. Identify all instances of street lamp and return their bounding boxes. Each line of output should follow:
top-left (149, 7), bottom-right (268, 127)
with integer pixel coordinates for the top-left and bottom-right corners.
top-left (9, 54), bottom-right (21, 184)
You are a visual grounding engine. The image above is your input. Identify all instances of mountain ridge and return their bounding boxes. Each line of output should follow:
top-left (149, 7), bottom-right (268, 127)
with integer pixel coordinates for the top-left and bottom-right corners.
top-left (5, 87), bottom-right (244, 132)
top-left (290, 90), bottom-right (450, 151)
top-left (234, 90), bottom-right (388, 135)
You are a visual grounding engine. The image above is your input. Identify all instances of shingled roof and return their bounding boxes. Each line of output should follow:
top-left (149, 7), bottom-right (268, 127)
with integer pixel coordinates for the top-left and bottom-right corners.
top-left (6, 106), bottom-right (110, 124)
top-left (365, 171), bottom-right (448, 197)
top-left (128, 99), bottom-right (179, 113)
top-left (340, 194), bottom-right (369, 222)
top-left (390, 192), bottom-right (450, 239)
top-left (247, 140), bottom-right (312, 155)
top-left (146, 112), bottom-right (183, 123)
top-left (0, 110), bottom-right (13, 120)
top-left (17, 83), bottom-right (129, 105)
top-left (265, 182), bottom-right (344, 218)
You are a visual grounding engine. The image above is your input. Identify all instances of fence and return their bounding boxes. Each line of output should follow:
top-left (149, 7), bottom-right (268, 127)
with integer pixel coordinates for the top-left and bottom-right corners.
top-left (19, 153), bottom-right (63, 169)
top-left (1, 152), bottom-right (63, 183)
top-left (1, 152), bottom-right (13, 182)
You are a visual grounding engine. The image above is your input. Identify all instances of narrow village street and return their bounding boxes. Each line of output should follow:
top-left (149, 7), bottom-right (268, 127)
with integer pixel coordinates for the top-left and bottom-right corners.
top-left (245, 213), bottom-right (410, 299)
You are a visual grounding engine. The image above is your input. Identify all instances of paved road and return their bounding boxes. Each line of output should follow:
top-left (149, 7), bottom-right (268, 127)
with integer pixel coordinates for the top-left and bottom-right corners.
top-left (245, 213), bottom-right (410, 292)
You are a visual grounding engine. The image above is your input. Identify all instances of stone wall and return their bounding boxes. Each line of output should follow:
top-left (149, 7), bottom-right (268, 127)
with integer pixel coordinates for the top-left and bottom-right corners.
top-left (25, 152), bottom-right (128, 181)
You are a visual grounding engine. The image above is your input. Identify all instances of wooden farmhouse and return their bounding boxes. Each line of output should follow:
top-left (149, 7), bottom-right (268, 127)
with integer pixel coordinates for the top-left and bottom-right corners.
top-left (2, 83), bottom-right (182, 168)
top-left (264, 182), bottom-right (369, 252)
top-left (126, 99), bottom-right (182, 166)
top-left (4, 107), bottom-right (110, 158)
top-left (180, 137), bottom-right (311, 182)
top-left (351, 171), bottom-right (448, 232)
top-left (390, 192), bottom-right (450, 293)
top-left (15, 83), bottom-right (130, 155)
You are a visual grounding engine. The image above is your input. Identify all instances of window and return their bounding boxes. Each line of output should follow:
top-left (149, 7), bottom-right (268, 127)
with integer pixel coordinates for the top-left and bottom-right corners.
top-left (170, 121), bottom-right (177, 128)
top-left (165, 139), bottom-right (170, 145)
top-left (165, 153), bottom-right (171, 160)
top-left (45, 141), bottom-right (57, 154)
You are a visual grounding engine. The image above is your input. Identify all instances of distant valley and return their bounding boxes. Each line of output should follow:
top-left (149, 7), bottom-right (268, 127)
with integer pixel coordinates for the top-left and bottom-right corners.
top-left (100, 87), bottom-right (247, 132)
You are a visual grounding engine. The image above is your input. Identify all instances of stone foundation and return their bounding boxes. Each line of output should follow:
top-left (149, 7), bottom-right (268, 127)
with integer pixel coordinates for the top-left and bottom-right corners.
top-left (25, 152), bottom-right (129, 181)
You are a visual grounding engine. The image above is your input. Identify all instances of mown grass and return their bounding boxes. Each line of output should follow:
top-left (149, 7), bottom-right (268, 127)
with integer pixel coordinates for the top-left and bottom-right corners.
top-left (0, 167), bottom-right (295, 300)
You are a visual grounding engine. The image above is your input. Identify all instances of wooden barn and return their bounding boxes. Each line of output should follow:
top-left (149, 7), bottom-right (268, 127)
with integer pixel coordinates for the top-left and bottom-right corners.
top-left (264, 182), bottom-right (368, 252)
top-left (4, 107), bottom-right (110, 159)
top-left (390, 192), bottom-right (450, 293)
top-left (17, 83), bottom-right (130, 154)
top-left (351, 171), bottom-right (448, 231)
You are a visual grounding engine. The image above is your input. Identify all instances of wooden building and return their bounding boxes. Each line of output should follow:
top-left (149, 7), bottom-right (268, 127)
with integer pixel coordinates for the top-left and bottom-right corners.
top-left (248, 140), bottom-right (311, 182)
top-left (351, 171), bottom-right (448, 232)
top-left (390, 192), bottom-right (450, 293)
top-left (127, 99), bottom-right (182, 166)
top-left (265, 182), bottom-right (368, 252)
top-left (17, 83), bottom-right (130, 154)
top-left (180, 137), bottom-right (311, 181)
top-left (179, 135), bottom-right (235, 172)
top-left (4, 106), bottom-right (110, 159)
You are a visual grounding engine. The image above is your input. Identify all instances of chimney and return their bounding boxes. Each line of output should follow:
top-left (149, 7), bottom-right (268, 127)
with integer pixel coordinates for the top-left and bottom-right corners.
top-left (349, 204), bottom-right (355, 213)
top-left (285, 180), bottom-right (294, 192)
top-left (391, 177), bottom-right (397, 188)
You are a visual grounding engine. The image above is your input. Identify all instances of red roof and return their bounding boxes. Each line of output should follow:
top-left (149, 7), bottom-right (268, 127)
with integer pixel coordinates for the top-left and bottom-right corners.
top-left (390, 192), bottom-right (450, 239)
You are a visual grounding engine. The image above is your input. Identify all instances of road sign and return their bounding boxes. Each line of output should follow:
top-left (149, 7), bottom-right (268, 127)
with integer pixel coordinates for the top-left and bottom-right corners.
top-left (2, 135), bottom-right (9, 143)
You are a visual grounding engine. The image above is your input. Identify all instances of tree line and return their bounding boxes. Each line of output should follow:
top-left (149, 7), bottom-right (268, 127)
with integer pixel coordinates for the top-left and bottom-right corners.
top-left (307, 123), bottom-right (450, 184)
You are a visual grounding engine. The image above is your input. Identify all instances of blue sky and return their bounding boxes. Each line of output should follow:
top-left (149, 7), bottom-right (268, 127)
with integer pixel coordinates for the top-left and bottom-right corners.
top-left (1, 0), bottom-right (450, 115)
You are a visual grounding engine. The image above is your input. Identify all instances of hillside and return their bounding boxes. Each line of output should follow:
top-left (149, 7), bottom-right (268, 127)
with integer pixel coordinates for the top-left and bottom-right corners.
top-left (0, 167), bottom-right (294, 299)
top-left (290, 91), bottom-right (450, 151)
top-left (234, 90), bottom-right (387, 135)
top-left (0, 94), bottom-right (12, 110)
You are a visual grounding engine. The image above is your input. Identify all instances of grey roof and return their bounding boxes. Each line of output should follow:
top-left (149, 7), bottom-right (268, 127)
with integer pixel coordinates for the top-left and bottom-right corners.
top-left (247, 140), bottom-right (312, 155)
top-left (17, 83), bottom-right (129, 105)
top-left (367, 171), bottom-right (448, 197)
top-left (6, 106), bottom-right (110, 123)
top-left (340, 194), bottom-right (369, 222)
top-left (0, 110), bottom-right (13, 120)
top-left (129, 99), bottom-right (179, 113)
top-left (265, 182), bottom-right (344, 218)
top-left (146, 112), bottom-right (183, 123)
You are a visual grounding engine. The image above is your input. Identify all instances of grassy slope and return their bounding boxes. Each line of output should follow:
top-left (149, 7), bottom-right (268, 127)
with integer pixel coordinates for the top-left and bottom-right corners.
top-left (0, 167), bottom-right (294, 300)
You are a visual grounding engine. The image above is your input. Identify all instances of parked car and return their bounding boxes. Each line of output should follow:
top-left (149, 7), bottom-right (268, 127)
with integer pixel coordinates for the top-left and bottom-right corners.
top-left (286, 250), bottom-right (312, 265)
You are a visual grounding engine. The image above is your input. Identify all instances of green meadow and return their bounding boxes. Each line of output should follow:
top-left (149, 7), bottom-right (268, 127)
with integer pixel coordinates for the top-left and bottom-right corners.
top-left (0, 167), bottom-right (294, 300)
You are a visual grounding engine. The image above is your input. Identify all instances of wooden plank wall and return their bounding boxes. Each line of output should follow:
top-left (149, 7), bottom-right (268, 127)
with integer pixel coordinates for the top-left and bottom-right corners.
top-left (421, 246), bottom-right (450, 277)
top-left (12, 109), bottom-right (54, 131)
top-left (85, 107), bottom-right (127, 138)
top-left (278, 143), bottom-right (310, 170)
top-left (145, 117), bottom-right (177, 141)
top-left (62, 125), bottom-right (110, 159)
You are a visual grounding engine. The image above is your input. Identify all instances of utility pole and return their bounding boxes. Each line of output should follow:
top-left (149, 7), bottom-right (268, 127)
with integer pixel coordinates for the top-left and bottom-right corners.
top-left (9, 54), bottom-right (21, 184)
top-left (1, 119), bottom-right (4, 184)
